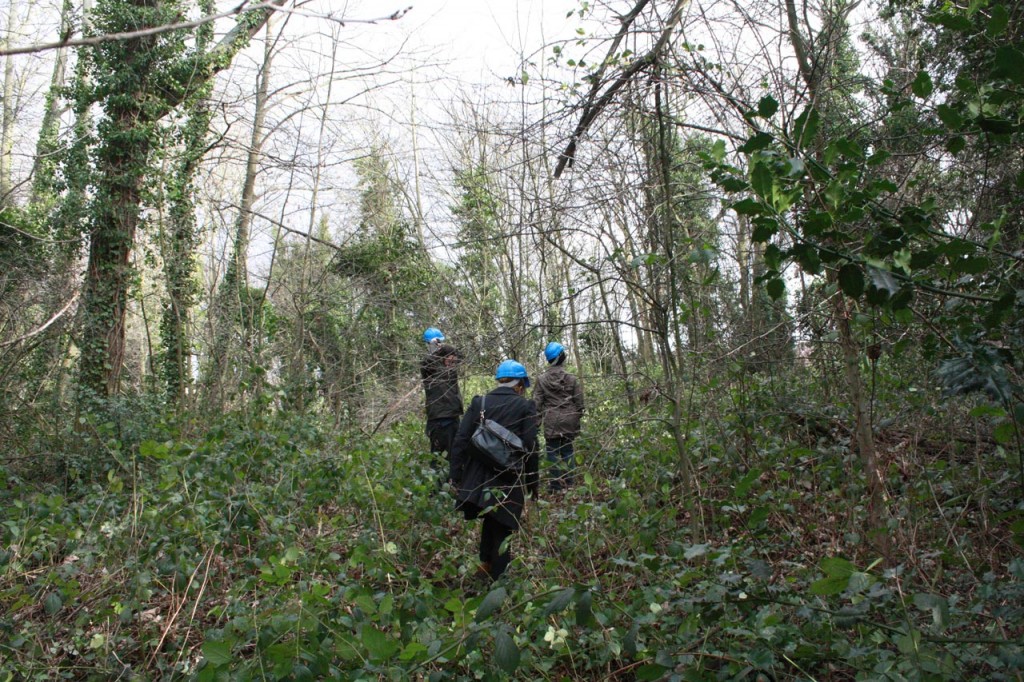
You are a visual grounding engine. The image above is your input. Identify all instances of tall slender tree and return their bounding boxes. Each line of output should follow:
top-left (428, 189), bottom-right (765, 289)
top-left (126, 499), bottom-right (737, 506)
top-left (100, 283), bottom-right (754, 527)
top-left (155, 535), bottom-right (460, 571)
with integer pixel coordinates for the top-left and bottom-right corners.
top-left (74, 0), bottom-right (286, 401)
top-left (158, 0), bottom-right (216, 409)
top-left (202, 18), bottom-right (276, 411)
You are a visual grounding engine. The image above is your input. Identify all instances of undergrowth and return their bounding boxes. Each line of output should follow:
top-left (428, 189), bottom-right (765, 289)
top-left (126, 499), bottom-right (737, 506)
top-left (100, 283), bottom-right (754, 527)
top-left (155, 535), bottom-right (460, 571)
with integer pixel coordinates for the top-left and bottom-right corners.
top-left (1, 378), bottom-right (1022, 681)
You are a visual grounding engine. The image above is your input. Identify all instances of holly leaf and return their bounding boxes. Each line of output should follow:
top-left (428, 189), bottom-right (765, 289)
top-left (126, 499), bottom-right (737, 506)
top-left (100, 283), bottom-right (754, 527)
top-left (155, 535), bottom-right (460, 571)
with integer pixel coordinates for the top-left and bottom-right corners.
top-left (732, 198), bottom-right (763, 216)
top-left (794, 107), bottom-right (820, 142)
top-left (751, 218), bottom-right (778, 242)
top-left (867, 266), bottom-right (900, 296)
top-left (912, 593), bottom-right (950, 630)
top-left (710, 139), bottom-right (726, 162)
top-left (576, 590), bottom-right (595, 627)
top-left (43, 592), bottom-right (62, 616)
top-left (928, 12), bottom-right (971, 31)
top-left (838, 264), bottom-right (864, 298)
top-left (952, 256), bottom-right (990, 275)
top-left (739, 133), bottom-right (774, 153)
top-left (946, 136), bottom-right (966, 154)
top-left (751, 163), bottom-right (774, 200)
top-left (758, 95), bottom-right (779, 118)
top-left (936, 105), bottom-right (963, 129)
top-left (912, 71), bottom-right (933, 98)
top-left (987, 4), bottom-right (1009, 36)
top-left (791, 243), bottom-right (822, 274)
top-left (994, 46), bottom-right (1024, 85)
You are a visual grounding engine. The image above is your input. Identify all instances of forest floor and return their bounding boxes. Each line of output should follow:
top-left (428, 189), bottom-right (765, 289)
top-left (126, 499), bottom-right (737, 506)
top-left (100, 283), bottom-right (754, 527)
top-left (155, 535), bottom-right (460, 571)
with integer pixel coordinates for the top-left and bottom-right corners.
top-left (1, 390), bottom-right (1022, 680)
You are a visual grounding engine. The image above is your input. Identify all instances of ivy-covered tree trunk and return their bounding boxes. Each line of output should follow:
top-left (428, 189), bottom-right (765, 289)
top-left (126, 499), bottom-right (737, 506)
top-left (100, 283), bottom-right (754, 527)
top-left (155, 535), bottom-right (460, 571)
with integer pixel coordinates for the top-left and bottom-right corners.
top-left (30, 0), bottom-right (74, 210)
top-left (160, 0), bottom-right (215, 408)
top-left (75, 0), bottom-right (285, 401)
top-left (78, 26), bottom-right (157, 397)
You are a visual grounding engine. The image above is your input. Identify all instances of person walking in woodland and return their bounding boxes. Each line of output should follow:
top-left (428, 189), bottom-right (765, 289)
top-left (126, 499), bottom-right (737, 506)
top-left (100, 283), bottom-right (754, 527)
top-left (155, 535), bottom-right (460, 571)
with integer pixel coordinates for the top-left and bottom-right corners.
top-left (450, 360), bottom-right (539, 584)
top-left (534, 341), bottom-right (585, 492)
top-left (420, 327), bottom-right (464, 481)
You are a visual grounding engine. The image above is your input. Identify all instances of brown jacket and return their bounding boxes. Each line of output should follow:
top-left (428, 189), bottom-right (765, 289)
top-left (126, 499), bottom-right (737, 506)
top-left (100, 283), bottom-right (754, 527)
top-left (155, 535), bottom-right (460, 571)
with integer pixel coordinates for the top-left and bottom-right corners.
top-left (533, 365), bottom-right (584, 438)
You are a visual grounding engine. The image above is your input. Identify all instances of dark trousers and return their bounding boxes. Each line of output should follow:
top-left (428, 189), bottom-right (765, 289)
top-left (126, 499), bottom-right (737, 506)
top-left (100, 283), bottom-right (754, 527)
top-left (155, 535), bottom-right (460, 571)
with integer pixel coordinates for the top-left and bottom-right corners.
top-left (427, 418), bottom-right (459, 480)
top-left (546, 436), bottom-right (575, 491)
top-left (479, 515), bottom-right (514, 580)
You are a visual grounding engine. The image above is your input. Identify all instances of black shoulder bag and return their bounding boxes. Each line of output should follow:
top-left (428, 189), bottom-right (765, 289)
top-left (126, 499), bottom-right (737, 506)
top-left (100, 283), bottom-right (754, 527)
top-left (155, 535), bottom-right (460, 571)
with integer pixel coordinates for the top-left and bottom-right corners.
top-left (470, 396), bottom-right (525, 473)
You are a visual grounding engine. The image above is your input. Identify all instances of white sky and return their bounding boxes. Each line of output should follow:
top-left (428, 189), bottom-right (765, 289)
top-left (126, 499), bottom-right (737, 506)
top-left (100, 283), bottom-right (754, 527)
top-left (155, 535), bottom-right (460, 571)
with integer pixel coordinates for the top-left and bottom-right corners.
top-left (388, 0), bottom-right (577, 82)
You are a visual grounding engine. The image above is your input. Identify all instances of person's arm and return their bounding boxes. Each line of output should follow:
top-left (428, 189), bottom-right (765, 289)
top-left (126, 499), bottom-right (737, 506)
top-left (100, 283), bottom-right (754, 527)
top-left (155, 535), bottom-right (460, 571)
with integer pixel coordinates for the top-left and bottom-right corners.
top-left (573, 374), bottom-right (585, 416)
top-left (420, 355), bottom-right (432, 389)
top-left (533, 375), bottom-right (547, 416)
top-left (449, 396), bottom-right (479, 483)
top-left (521, 401), bottom-right (540, 498)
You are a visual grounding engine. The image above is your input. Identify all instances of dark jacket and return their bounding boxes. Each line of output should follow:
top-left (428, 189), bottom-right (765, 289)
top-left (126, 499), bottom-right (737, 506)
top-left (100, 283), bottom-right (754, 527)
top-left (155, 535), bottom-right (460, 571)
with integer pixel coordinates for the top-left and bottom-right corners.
top-left (421, 344), bottom-right (464, 421)
top-left (450, 386), bottom-right (539, 529)
top-left (533, 365), bottom-right (584, 438)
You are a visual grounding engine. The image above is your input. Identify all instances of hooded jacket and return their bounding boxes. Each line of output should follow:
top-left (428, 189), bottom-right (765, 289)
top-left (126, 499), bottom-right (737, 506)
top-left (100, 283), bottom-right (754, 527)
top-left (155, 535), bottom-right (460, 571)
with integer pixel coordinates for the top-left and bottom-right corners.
top-left (533, 365), bottom-right (584, 438)
top-left (421, 344), bottom-right (464, 420)
top-left (450, 385), bottom-right (539, 529)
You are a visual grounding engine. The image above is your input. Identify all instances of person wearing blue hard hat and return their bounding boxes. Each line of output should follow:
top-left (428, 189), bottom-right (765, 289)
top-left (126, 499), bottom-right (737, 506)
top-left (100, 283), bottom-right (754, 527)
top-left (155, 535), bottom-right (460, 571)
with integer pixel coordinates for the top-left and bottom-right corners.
top-left (421, 327), bottom-right (464, 480)
top-left (494, 358), bottom-right (531, 387)
top-left (534, 341), bottom-right (584, 492)
top-left (449, 359), bottom-right (539, 584)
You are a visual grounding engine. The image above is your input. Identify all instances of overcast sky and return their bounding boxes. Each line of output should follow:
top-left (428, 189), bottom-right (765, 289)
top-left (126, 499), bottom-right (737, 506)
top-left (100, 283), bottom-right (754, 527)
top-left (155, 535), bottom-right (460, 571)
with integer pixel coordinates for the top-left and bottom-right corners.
top-left (392, 0), bottom-right (577, 81)
top-left (401, 0), bottom-right (577, 73)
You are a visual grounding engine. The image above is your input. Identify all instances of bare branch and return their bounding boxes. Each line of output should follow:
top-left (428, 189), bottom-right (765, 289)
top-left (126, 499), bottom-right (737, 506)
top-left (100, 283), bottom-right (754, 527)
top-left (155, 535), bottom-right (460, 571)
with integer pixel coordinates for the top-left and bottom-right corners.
top-left (0, 3), bottom-right (412, 58)
top-left (554, 0), bottom-right (690, 178)
top-left (0, 292), bottom-right (80, 348)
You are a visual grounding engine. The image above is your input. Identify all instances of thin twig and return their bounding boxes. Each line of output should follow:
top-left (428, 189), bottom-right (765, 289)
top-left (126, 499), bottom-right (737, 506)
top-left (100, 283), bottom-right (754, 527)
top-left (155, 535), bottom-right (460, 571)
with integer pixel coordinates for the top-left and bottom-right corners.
top-left (0, 292), bottom-right (80, 348)
top-left (0, 3), bottom-right (412, 57)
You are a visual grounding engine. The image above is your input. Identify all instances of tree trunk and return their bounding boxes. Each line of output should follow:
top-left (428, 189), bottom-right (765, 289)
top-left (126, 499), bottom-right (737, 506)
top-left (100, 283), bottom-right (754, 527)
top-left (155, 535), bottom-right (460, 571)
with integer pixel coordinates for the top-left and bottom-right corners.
top-left (160, 0), bottom-right (215, 409)
top-left (30, 0), bottom-right (73, 208)
top-left (204, 19), bottom-right (274, 409)
top-left (784, 0), bottom-right (886, 554)
top-left (76, 0), bottom-right (286, 401)
top-left (836, 291), bottom-right (887, 550)
top-left (78, 87), bottom-right (153, 397)
top-left (291, 25), bottom-right (338, 412)
top-left (0, 0), bottom-right (29, 203)
top-left (598, 272), bottom-right (636, 411)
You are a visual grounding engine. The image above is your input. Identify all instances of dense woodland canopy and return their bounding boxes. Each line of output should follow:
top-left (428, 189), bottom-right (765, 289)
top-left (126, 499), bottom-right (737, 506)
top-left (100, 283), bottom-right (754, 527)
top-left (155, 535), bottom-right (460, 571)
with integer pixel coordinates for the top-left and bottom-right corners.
top-left (1, 0), bottom-right (1023, 679)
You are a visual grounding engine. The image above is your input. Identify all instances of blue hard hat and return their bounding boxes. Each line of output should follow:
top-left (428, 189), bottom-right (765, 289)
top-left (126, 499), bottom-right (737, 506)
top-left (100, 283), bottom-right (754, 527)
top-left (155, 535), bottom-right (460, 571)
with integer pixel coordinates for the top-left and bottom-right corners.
top-left (495, 359), bottom-right (530, 388)
top-left (544, 341), bottom-right (565, 363)
top-left (423, 327), bottom-right (444, 343)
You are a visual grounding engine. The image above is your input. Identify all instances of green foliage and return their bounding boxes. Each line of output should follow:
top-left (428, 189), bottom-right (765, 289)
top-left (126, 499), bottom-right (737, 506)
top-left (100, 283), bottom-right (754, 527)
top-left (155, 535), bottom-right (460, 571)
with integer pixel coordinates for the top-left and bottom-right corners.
top-left (157, 0), bottom-right (216, 405)
top-left (264, 147), bottom-right (441, 416)
top-left (936, 336), bottom-right (1016, 403)
top-left (705, 0), bottom-right (1023, 418)
top-left (0, 206), bottom-right (47, 269)
top-left (4, 371), bottom-right (1021, 680)
top-left (450, 165), bottom-right (517, 357)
